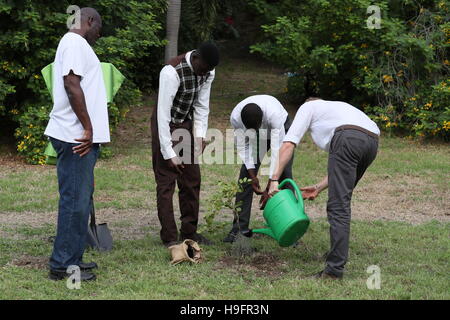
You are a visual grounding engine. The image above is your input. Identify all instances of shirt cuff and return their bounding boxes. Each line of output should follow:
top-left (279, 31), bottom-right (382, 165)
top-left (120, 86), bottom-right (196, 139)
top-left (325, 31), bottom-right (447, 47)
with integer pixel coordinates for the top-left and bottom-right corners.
top-left (161, 146), bottom-right (177, 160)
top-left (194, 127), bottom-right (206, 139)
top-left (282, 137), bottom-right (298, 146)
top-left (244, 162), bottom-right (256, 170)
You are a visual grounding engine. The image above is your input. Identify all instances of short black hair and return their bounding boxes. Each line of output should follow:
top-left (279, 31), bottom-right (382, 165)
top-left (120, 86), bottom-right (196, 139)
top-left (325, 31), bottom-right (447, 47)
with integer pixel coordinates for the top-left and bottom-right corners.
top-left (241, 103), bottom-right (263, 130)
top-left (198, 41), bottom-right (220, 69)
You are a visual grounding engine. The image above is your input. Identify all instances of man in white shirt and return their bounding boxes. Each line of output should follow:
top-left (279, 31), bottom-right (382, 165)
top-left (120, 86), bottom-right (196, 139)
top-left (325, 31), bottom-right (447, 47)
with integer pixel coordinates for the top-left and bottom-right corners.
top-left (151, 42), bottom-right (219, 247)
top-left (268, 98), bottom-right (380, 280)
top-left (224, 95), bottom-right (294, 242)
top-left (44, 7), bottom-right (106, 282)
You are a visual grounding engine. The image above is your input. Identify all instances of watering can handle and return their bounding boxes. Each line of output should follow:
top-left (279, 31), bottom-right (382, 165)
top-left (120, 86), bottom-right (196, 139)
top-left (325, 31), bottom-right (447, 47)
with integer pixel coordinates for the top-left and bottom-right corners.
top-left (279, 179), bottom-right (305, 208)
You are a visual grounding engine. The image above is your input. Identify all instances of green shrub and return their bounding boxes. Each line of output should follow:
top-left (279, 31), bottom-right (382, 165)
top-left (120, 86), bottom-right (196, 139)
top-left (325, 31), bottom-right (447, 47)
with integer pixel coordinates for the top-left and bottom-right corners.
top-left (201, 178), bottom-right (250, 234)
top-left (0, 0), bottom-right (167, 164)
top-left (13, 104), bottom-right (51, 165)
top-left (249, 0), bottom-right (449, 140)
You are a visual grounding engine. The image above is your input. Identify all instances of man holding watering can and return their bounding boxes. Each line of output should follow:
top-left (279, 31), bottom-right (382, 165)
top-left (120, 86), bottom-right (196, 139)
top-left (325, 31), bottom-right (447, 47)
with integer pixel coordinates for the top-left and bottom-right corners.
top-left (268, 98), bottom-right (380, 280)
top-left (224, 95), bottom-right (294, 243)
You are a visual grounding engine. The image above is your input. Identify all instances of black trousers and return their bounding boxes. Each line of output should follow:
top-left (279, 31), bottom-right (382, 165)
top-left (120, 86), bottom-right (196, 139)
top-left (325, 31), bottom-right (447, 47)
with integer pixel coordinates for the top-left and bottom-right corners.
top-left (230, 118), bottom-right (294, 234)
top-left (325, 129), bottom-right (378, 277)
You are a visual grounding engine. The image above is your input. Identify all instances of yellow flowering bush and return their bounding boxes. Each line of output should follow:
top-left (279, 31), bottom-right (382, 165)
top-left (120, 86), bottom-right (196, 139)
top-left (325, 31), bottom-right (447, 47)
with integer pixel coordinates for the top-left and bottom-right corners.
top-left (1, 1), bottom-right (167, 164)
top-left (250, 0), bottom-right (449, 140)
top-left (14, 105), bottom-right (50, 165)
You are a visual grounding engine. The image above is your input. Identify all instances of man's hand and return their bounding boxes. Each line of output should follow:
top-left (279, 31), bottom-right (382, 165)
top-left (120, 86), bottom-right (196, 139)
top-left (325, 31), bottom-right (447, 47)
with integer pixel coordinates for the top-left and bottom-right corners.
top-left (73, 129), bottom-right (93, 157)
top-left (167, 156), bottom-right (185, 174)
top-left (268, 180), bottom-right (280, 197)
top-left (259, 179), bottom-right (274, 209)
top-left (300, 185), bottom-right (320, 200)
top-left (194, 137), bottom-right (207, 157)
top-left (251, 177), bottom-right (264, 195)
top-left (247, 169), bottom-right (263, 195)
top-left (259, 190), bottom-right (270, 210)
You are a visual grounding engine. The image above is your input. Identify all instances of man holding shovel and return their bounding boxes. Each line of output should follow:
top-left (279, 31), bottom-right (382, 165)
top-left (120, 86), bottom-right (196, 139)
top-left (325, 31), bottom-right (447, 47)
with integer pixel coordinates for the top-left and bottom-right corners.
top-left (223, 95), bottom-right (294, 243)
top-left (267, 98), bottom-right (380, 280)
top-left (151, 42), bottom-right (220, 247)
top-left (44, 7), bottom-right (105, 281)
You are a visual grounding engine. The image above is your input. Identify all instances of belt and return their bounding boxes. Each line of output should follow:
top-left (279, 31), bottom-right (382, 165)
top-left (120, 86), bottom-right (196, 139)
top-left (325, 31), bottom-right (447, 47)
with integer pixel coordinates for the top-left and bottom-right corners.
top-left (335, 125), bottom-right (379, 140)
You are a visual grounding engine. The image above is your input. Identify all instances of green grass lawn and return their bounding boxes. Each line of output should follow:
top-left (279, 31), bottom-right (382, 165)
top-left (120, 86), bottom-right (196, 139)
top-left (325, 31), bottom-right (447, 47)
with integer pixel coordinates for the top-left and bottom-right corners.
top-left (0, 56), bottom-right (449, 300)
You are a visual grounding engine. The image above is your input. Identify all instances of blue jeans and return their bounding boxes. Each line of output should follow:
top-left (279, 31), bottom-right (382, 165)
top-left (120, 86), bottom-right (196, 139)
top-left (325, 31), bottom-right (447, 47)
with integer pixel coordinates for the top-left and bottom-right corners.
top-left (49, 137), bottom-right (99, 270)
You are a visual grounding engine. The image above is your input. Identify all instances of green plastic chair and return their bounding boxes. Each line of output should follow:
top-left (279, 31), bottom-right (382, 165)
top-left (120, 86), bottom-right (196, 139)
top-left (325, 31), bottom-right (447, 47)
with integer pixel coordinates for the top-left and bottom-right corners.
top-left (41, 62), bottom-right (125, 165)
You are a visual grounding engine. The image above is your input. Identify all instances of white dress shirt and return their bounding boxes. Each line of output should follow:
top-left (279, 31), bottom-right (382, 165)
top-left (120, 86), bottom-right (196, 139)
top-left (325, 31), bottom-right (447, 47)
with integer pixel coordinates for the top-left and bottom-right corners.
top-left (157, 51), bottom-right (215, 160)
top-left (230, 95), bottom-right (288, 178)
top-left (45, 32), bottom-right (110, 143)
top-left (284, 99), bottom-right (380, 150)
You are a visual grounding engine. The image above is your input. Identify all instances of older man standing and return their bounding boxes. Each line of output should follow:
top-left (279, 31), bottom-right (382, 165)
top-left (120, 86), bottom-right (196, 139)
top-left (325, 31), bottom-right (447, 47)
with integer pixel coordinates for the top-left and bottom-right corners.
top-left (151, 42), bottom-right (220, 247)
top-left (268, 98), bottom-right (380, 280)
top-left (44, 7), bottom-right (106, 281)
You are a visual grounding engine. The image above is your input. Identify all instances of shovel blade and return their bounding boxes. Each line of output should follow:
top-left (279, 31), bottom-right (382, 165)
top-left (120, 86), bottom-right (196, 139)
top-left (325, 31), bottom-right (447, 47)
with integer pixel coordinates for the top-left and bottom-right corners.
top-left (86, 223), bottom-right (113, 252)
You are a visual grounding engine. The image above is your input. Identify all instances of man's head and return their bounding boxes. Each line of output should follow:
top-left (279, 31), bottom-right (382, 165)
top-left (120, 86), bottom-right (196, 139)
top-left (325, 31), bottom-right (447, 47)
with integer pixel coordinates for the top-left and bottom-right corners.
top-left (241, 103), bottom-right (263, 130)
top-left (71, 7), bottom-right (102, 46)
top-left (305, 96), bottom-right (321, 103)
top-left (191, 42), bottom-right (220, 76)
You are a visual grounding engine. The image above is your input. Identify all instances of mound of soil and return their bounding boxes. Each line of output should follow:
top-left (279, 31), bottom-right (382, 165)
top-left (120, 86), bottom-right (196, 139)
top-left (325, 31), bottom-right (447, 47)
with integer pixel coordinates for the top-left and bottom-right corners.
top-left (217, 252), bottom-right (288, 278)
top-left (8, 255), bottom-right (48, 270)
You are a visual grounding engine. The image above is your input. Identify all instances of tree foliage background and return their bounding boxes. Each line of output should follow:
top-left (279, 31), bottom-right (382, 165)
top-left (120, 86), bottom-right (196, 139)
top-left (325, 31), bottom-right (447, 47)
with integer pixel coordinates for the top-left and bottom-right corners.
top-left (249, 0), bottom-right (449, 140)
top-left (0, 0), bottom-right (448, 164)
top-left (0, 0), bottom-right (167, 164)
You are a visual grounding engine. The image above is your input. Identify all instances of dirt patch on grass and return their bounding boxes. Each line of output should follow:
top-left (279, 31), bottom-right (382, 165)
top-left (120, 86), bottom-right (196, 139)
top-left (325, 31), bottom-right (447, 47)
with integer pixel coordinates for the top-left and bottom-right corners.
top-left (8, 255), bottom-right (48, 270)
top-left (302, 173), bottom-right (449, 225)
top-left (216, 253), bottom-right (288, 278)
top-left (0, 208), bottom-right (161, 241)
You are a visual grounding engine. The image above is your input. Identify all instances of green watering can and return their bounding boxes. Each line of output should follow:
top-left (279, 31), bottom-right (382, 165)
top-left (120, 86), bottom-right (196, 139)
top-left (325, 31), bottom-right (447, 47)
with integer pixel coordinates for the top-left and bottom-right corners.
top-left (253, 179), bottom-right (310, 247)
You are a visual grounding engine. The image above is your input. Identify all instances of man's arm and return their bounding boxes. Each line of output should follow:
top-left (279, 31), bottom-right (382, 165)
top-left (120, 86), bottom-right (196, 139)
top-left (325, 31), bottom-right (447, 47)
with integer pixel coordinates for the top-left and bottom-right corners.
top-left (301, 175), bottom-right (328, 200)
top-left (233, 125), bottom-right (262, 194)
top-left (268, 141), bottom-right (296, 194)
top-left (64, 70), bottom-right (92, 157)
top-left (193, 70), bottom-right (215, 155)
top-left (157, 66), bottom-right (186, 173)
top-left (267, 104), bottom-right (314, 195)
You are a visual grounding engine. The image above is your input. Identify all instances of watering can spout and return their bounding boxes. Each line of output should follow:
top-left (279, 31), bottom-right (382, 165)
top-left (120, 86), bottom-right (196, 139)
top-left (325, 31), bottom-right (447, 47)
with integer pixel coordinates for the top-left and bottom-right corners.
top-left (252, 228), bottom-right (276, 240)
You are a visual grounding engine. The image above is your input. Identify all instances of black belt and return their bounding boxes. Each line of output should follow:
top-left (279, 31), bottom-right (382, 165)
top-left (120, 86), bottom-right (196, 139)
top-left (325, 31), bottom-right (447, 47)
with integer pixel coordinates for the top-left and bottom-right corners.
top-left (335, 125), bottom-right (379, 140)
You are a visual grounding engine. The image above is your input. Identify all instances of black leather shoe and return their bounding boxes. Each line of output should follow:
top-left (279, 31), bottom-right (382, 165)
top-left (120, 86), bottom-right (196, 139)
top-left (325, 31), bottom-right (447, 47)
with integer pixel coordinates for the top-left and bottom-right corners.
top-left (49, 268), bottom-right (96, 281)
top-left (311, 270), bottom-right (342, 280)
top-left (180, 233), bottom-right (213, 245)
top-left (79, 262), bottom-right (98, 271)
top-left (223, 230), bottom-right (253, 243)
top-left (223, 232), bottom-right (237, 243)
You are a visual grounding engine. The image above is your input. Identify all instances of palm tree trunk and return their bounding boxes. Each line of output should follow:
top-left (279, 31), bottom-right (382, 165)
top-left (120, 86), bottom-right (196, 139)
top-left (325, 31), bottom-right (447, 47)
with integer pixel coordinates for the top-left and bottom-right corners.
top-left (165, 0), bottom-right (182, 63)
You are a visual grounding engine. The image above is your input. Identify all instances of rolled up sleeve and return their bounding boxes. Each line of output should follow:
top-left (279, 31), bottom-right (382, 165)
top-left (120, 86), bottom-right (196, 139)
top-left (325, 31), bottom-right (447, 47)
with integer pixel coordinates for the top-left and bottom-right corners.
top-left (283, 104), bottom-right (313, 146)
top-left (157, 66), bottom-right (180, 160)
top-left (193, 70), bottom-right (215, 138)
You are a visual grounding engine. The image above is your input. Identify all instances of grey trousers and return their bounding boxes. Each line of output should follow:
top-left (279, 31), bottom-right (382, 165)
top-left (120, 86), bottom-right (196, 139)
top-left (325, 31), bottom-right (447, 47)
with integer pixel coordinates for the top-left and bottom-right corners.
top-left (325, 129), bottom-right (379, 277)
top-left (230, 118), bottom-right (294, 234)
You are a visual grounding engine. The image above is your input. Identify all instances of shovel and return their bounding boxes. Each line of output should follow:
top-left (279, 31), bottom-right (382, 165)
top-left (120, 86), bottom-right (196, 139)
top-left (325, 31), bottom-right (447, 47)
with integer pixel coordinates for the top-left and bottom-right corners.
top-left (86, 196), bottom-right (113, 252)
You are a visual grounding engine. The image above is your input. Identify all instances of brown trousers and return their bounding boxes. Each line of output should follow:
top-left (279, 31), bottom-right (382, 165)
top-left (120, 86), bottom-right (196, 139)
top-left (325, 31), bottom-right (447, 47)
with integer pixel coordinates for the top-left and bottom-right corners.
top-left (151, 108), bottom-right (201, 244)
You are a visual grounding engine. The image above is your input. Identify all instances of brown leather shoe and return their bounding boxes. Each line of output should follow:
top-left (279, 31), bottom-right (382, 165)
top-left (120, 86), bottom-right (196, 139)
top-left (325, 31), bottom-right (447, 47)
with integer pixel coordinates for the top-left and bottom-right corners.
top-left (180, 233), bottom-right (213, 245)
top-left (163, 241), bottom-right (180, 248)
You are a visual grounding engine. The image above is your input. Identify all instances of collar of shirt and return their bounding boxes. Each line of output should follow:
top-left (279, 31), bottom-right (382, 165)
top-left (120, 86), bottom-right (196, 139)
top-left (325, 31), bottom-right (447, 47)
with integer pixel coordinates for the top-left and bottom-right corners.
top-left (185, 50), bottom-right (194, 72)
